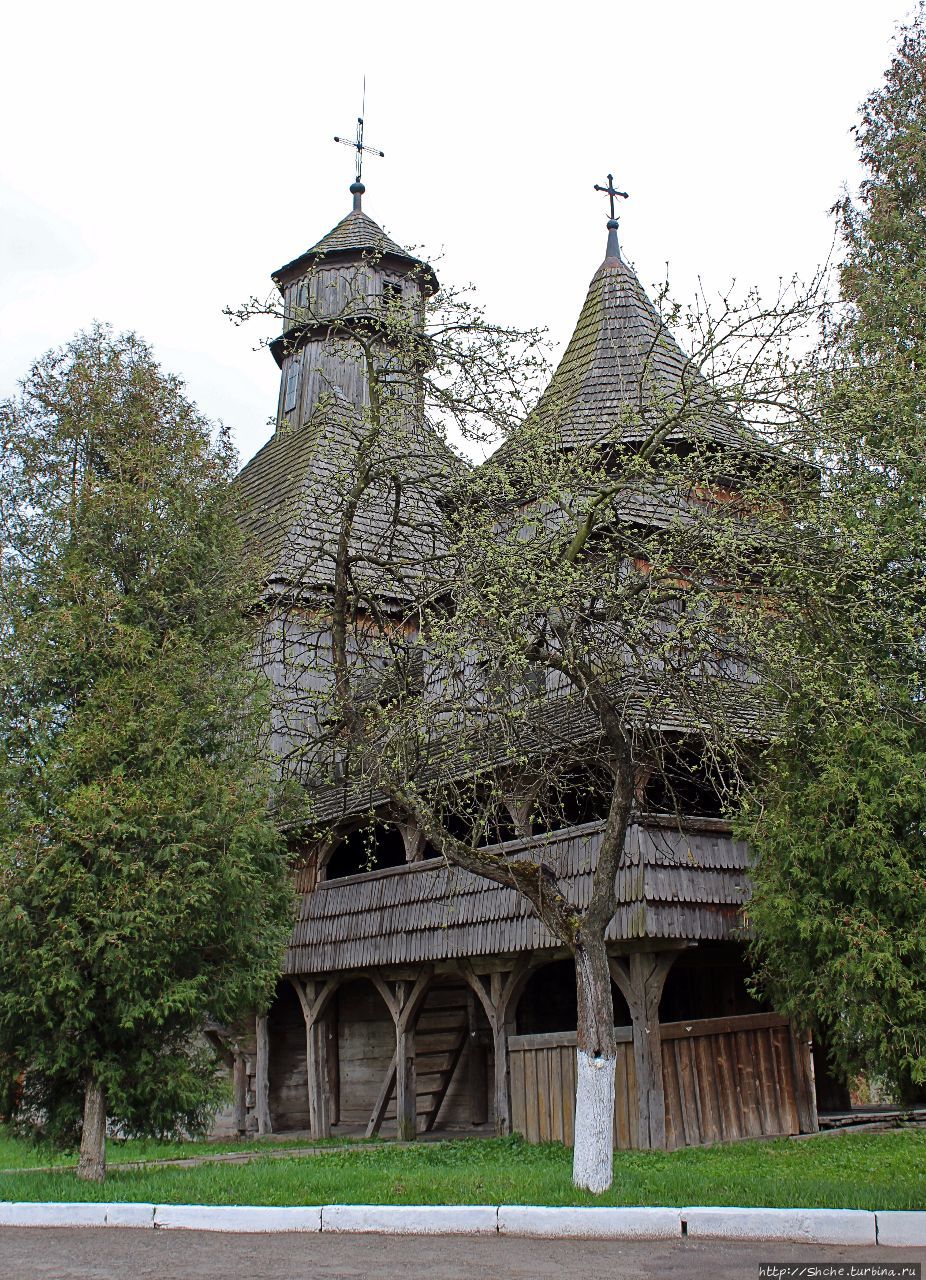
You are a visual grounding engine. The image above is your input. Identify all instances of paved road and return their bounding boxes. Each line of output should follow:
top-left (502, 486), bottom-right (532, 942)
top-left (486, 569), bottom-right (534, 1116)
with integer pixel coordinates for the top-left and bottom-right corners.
top-left (0, 1229), bottom-right (922, 1280)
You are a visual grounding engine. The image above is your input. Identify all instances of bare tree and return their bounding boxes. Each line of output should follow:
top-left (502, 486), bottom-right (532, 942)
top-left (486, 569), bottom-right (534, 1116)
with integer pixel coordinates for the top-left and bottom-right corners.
top-left (231, 245), bottom-right (833, 1191)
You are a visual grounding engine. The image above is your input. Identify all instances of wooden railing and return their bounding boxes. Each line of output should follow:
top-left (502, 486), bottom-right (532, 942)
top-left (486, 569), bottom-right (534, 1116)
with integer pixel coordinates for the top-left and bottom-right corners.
top-left (508, 1012), bottom-right (816, 1149)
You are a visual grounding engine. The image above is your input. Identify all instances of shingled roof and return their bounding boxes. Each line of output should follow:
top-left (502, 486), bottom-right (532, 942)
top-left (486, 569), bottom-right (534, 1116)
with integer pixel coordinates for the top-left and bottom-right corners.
top-left (285, 818), bottom-right (750, 972)
top-left (516, 249), bottom-right (763, 456)
top-left (236, 394), bottom-right (465, 592)
top-left (273, 208), bottom-right (429, 283)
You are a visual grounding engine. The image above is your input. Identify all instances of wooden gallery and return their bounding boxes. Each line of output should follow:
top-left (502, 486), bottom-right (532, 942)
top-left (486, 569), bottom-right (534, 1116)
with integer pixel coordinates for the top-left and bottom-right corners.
top-left (217, 173), bottom-right (823, 1152)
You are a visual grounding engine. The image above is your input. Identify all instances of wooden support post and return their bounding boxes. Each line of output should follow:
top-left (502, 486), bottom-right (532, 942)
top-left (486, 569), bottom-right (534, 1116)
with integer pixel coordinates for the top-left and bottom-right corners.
top-left (233, 1052), bottom-right (247, 1136)
top-left (493, 1024), bottom-right (511, 1136)
top-left (366, 967), bottom-right (432, 1141)
top-left (289, 977), bottom-right (341, 1140)
top-left (610, 951), bottom-right (676, 1150)
top-left (308, 1020), bottom-right (331, 1139)
top-left (326, 1011), bottom-right (341, 1128)
top-left (255, 1014), bottom-right (272, 1136)
top-left (395, 1011), bottom-right (417, 1141)
top-left (490, 972), bottom-right (511, 1136)
top-left (457, 957), bottom-right (533, 1137)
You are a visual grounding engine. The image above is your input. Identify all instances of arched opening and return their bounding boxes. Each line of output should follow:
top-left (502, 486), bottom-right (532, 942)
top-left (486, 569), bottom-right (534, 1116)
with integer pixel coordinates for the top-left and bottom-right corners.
top-left (324, 822), bottom-right (408, 880)
top-left (514, 958), bottom-right (630, 1035)
top-left (437, 782), bottom-right (520, 848)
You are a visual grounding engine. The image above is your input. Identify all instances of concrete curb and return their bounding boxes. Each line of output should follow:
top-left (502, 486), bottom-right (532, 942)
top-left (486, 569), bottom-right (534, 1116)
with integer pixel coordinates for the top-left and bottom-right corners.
top-left (154, 1205), bottom-right (322, 1232)
top-left (0, 1202), bottom-right (109, 1227)
top-left (497, 1206), bottom-right (680, 1238)
top-left (681, 1206), bottom-right (876, 1245)
top-left (322, 1205), bottom-right (497, 1234)
top-left (0, 1201), bottom-right (922, 1243)
top-left (876, 1211), bottom-right (926, 1247)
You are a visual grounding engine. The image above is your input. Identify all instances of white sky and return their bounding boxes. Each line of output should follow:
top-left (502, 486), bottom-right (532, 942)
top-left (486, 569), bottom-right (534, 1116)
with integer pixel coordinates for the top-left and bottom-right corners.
top-left (0, 0), bottom-right (911, 466)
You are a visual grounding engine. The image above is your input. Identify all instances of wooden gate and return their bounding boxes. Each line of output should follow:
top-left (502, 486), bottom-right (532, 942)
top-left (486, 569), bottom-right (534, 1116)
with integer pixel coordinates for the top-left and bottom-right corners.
top-left (508, 1012), bottom-right (816, 1149)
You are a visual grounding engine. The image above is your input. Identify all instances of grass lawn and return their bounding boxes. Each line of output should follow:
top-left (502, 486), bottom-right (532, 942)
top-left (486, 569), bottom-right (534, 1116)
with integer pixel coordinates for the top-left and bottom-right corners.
top-left (0, 1131), bottom-right (923, 1209)
top-left (0, 1128), bottom-right (356, 1171)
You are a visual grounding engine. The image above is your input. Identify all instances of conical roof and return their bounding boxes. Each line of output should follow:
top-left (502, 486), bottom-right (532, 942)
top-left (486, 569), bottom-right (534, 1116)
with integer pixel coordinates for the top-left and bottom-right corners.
top-left (307, 208), bottom-right (411, 259)
top-left (524, 250), bottom-right (760, 454)
top-left (273, 207), bottom-right (429, 283)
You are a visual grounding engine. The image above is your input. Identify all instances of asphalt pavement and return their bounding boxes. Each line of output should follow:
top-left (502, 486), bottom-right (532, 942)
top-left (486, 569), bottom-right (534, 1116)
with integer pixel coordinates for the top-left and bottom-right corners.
top-left (0, 1228), bottom-right (922, 1280)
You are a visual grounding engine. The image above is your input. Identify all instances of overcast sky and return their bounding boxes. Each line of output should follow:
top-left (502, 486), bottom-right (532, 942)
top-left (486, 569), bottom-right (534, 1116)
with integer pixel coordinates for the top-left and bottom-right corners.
top-left (0, 0), bottom-right (911, 465)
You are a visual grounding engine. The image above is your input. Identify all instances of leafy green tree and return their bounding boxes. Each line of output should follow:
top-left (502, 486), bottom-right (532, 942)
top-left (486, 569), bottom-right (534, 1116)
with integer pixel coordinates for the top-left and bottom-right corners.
top-left (747, 7), bottom-right (926, 1097)
top-left (0, 326), bottom-right (294, 1180)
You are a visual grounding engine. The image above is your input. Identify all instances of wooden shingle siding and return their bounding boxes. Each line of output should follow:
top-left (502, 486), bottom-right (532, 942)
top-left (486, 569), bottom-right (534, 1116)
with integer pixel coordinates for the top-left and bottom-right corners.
top-left (285, 820), bottom-right (750, 974)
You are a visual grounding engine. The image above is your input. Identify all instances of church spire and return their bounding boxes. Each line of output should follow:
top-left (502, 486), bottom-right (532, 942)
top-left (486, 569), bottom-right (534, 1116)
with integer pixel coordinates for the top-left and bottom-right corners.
top-left (593, 172), bottom-right (629, 262)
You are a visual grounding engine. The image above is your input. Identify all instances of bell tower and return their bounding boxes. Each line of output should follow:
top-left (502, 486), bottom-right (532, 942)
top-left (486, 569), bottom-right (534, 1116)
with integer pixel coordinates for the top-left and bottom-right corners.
top-left (268, 156), bottom-right (437, 434)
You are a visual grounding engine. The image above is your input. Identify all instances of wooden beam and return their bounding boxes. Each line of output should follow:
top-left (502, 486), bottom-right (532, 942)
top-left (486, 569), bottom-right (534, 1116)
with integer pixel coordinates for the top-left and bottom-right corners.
top-left (308, 1019), bottom-right (331, 1139)
top-left (392, 972), bottom-right (433, 1140)
top-left (364, 1049), bottom-right (397, 1139)
top-left (609, 951), bottom-right (675, 1150)
top-left (454, 960), bottom-right (498, 1033)
top-left (394, 1018), bottom-right (417, 1141)
top-left (233, 1052), bottom-right (247, 1135)
top-left (370, 972), bottom-right (400, 1023)
top-left (487, 963), bottom-right (530, 1137)
top-left (395, 969), bottom-right (433, 1034)
top-left (255, 1014), bottom-right (272, 1136)
top-left (365, 966), bottom-right (434, 1141)
top-left (290, 977), bottom-right (339, 1139)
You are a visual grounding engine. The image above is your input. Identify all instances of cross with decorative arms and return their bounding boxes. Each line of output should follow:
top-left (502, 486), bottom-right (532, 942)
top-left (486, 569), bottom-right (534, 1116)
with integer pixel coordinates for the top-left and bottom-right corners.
top-left (594, 173), bottom-right (629, 219)
top-left (334, 115), bottom-right (385, 184)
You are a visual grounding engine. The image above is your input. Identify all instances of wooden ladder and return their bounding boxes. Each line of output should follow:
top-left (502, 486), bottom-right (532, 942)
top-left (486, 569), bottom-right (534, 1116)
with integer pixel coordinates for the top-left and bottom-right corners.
top-left (366, 983), bottom-right (471, 1136)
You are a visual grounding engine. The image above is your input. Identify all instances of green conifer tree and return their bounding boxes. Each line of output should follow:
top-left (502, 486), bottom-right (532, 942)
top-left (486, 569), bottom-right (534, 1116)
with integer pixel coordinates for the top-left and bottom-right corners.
top-left (0, 326), bottom-right (294, 1179)
top-left (746, 9), bottom-right (926, 1098)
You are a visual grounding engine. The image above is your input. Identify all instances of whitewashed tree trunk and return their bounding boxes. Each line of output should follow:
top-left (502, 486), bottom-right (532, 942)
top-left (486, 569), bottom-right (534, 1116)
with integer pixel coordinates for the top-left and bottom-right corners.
top-left (572, 937), bottom-right (616, 1192)
top-left (573, 1048), bottom-right (616, 1193)
top-left (76, 1077), bottom-right (106, 1182)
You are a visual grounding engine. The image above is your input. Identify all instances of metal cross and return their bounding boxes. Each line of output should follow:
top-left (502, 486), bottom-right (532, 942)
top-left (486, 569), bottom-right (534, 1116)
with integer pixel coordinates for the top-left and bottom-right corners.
top-left (334, 115), bottom-right (385, 183)
top-left (594, 173), bottom-right (629, 219)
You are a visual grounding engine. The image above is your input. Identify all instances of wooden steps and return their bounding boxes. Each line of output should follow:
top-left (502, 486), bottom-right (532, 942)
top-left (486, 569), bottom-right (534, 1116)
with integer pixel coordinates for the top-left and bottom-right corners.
top-left (366, 983), bottom-right (471, 1135)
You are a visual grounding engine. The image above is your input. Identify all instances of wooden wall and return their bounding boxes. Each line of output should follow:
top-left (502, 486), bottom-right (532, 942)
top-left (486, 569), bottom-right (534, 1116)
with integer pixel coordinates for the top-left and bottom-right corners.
top-left (509, 1012), bottom-right (816, 1149)
top-left (661, 1013), bottom-right (813, 1148)
top-left (509, 1028), bottom-right (638, 1149)
top-left (337, 980), bottom-right (395, 1127)
top-left (268, 983), bottom-right (310, 1131)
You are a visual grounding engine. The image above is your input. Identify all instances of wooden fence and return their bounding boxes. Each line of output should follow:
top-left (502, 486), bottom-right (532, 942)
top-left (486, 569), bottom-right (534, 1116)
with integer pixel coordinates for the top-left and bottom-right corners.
top-left (508, 1012), bottom-right (817, 1149)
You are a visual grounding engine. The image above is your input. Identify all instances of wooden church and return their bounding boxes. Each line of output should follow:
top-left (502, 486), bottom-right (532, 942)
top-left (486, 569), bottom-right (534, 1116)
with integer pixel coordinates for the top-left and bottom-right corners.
top-left (218, 150), bottom-right (822, 1152)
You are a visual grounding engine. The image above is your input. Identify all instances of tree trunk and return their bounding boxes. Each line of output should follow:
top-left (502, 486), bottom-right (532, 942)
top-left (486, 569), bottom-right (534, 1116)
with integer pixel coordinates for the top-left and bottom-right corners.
top-left (76, 1077), bottom-right (106, 1182)
top-left (572, 936), bottom-right (616, 1193)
